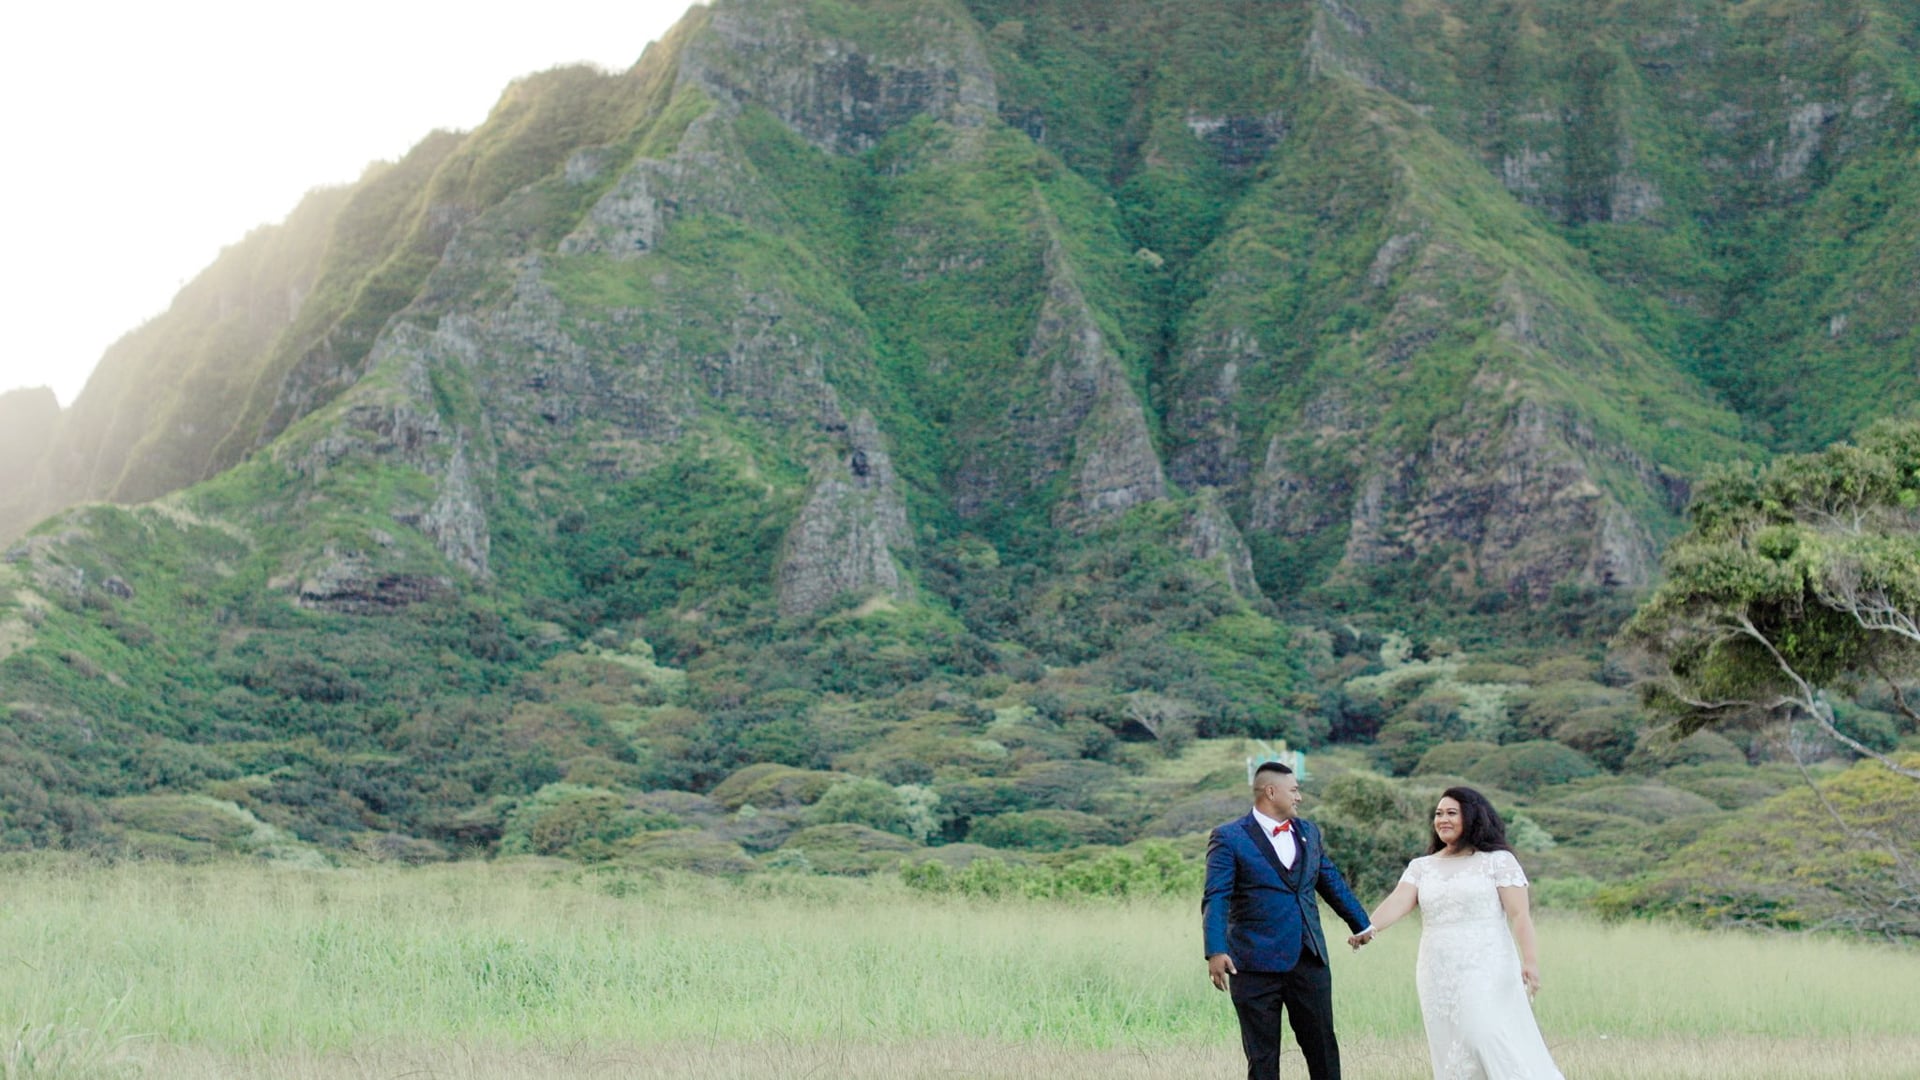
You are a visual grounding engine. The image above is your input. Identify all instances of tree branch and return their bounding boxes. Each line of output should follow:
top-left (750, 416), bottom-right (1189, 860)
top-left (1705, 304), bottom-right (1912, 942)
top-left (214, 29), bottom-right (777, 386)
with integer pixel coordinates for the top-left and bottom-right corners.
top-left (1867, 656), bottom-right (1920, 730)
top-left (1730, 613), bottom-right (1920, 781)
top-left (1816, 559), bottom-right (1920, 645)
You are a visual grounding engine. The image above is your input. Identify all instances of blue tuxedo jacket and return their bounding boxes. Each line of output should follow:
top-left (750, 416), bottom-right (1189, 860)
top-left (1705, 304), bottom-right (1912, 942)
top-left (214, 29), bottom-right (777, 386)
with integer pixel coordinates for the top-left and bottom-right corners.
top-left (1201, 813), bottom-right (1370, 973)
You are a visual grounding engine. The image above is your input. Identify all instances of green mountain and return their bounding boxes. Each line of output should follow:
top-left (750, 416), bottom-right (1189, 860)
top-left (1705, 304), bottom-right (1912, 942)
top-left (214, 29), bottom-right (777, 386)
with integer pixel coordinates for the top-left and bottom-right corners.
top-left (1, 0), bottom-right (1916, 894)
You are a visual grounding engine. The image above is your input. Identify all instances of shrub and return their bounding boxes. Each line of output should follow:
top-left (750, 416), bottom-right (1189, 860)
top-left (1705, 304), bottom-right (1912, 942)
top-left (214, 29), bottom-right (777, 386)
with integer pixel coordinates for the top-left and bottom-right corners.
top-left (969, 809), bottom-right (1118, 851)
top-left (500, 784), bottom-right (673, 861)
top-left (562, 756), bottom-right (645, 789)
top-left (933, 777), bottom-right (1029, 821)
top-left (1623, 729), bottom-right (1745, 773)
top-left (804, 778), bottom-right (912, 835)
top-left (1512, 680), bottom-right (1626, 740)
top-left (1467, 741), bottom-right (1599, 793)
top-left (124, 740), bottom-right (242, 790)
top-left (902, 841), bottom-right (1200, 899)
top-left (1530, 875), bottom-right (1601, 910)
top-left (778, 823), bottom-right (916, 875)
top-left (1657, 764), bottom-right (1789, 810)
top-left (1550, 706), bottom-right (1640, 771)
top-left (1319, 772), bottom-right (1427, 826)
top-left (1142, 791), bottom-right (1246, 837)
top-left (1374, 720), bottom-right (1439, 777)
top-left (1594, 756), bottom-right (1920, 936)
top-left (1393, 688), bottom-right (1469, 739)
top-left (900, 842), bottom-right (1006, 870)
top-left (1549, 784), bottom-right (1719, 824)
top-left (1454, 661), bottom-right (1532, 684)
top-left (619, 830), bottom-right (758, 875)
top-left (1830, 700), bottom-right (1901, 752)
top-left (1313, 807), bottom-right (1426, 900)
top-left (1413, 740), bottom-right (1500, 777)
top-left (352, 831), bottom-right (449, 864)
top-left (105, 795), bottom-right (253, 848)
top-left (1331, 687), bottom-right (1389, 742)
top-left (710, 764), bottom-right (846, 810)
top-left (1506, 813), bottom-right (1556, 852)
top-left (1008, 759), bottom-right (1123, 812)
top-left (1523, 806), bottom-right (1644, 848)
top-left (893, 784), bottom-right (946, 844)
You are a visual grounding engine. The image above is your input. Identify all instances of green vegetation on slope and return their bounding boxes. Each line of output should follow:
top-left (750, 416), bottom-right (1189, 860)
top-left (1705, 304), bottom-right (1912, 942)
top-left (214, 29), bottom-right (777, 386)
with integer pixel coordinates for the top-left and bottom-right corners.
top-left (3, 0), bottom-right (1919, 949)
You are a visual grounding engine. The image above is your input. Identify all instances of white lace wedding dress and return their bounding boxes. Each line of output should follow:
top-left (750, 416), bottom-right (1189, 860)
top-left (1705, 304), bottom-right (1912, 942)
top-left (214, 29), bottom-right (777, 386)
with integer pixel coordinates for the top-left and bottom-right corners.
top-left (1400, 850), bottom-right (1565, 1080)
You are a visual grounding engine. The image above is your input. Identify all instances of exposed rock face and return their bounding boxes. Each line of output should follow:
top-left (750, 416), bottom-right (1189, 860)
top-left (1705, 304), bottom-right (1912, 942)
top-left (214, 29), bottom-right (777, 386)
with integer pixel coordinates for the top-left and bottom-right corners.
top-left (1253, 408), bottom-right (1663, 603)
top-left (1341, 393), bottom-right (1663, 599)
top-left (1185, 111), bottom-right (1289, 169)
top-left (254, 3), bottom-right (984, 618)
top-left (1250, 432), bottom-right (1350, 541)
top-left (296, 546), bottom-right (450, 614)
top-left (1165, 327), bottom-right (1261, 494)
top-left (1014, 238), bottom-right (1167, 530)
top-left (777, 412), bottom-right (913, 617)
top-left (418, 437), bottom-right (491, 578)
top-left (685, 0), bottom-right (998, 156)
top-left (1156, 63), bottom-right (1754, 603)
top-left (558, 164), bottom-right (667, 259)
top-left (276, 330), bottom-right (494, 581)
top-left (1182, 490), bottom-right (1262, 600)
top-left (13, 0), bottom-right (1915, 630)
top-left (556, 109), bottom-right (792, 261)
top-left (16, 0), bottom-right (1920, 876)
top-left (471, 264), bottom-right (699, 454)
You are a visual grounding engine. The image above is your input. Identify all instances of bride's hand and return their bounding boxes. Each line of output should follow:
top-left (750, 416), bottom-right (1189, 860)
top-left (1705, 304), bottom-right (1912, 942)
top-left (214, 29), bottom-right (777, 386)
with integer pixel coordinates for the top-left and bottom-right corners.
top-left (1521, 963), bottom-right (1541, 997)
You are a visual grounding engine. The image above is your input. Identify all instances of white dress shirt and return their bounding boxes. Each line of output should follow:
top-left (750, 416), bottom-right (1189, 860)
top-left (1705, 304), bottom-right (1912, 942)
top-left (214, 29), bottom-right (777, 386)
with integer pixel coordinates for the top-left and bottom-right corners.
top-left (1251, 808), bottom-right (1298, 868)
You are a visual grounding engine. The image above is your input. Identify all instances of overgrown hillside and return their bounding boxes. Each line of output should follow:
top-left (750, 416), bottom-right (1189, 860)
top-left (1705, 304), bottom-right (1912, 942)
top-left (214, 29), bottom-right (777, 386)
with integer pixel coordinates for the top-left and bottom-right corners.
top-left (1, 0), bottom-right (1917, 935)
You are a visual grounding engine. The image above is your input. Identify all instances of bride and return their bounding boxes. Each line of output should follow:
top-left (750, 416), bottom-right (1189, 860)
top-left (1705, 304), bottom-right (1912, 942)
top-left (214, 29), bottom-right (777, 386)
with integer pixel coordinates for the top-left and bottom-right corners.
top-left (1350, 786), bottom-right (1564, 1080)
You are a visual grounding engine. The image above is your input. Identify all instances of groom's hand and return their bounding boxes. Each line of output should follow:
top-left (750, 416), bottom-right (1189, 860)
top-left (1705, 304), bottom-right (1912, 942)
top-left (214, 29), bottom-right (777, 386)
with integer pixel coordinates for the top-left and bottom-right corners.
top-left (1347, 928), bottom-right (1376, 950)
top-left (1207, 953), bottom-right (1237, 992)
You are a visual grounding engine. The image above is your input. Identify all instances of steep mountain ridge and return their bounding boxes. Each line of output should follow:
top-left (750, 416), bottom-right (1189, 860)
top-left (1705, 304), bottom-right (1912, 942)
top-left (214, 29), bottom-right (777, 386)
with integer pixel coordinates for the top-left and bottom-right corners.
top-left (1161, 78), bottom-right (1751, 602)
top-left (0, 0), bottom-right (1916, 858)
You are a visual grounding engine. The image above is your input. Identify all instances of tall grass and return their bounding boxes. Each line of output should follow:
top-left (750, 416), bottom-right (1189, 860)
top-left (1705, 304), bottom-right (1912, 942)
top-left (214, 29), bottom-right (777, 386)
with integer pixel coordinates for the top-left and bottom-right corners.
top-left (0, 857), bottom-right (1912, 1077)
top-left (137, 1035), bottom-right (1920, 1080)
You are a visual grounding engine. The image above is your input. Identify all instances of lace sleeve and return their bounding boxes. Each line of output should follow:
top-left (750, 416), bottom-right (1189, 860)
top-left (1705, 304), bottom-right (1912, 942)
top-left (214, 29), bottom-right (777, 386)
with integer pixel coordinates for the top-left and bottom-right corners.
top-left (1398, 858), bottom-right (1424, 889)
top-left (1487, 850), bottom-right (1529, 888)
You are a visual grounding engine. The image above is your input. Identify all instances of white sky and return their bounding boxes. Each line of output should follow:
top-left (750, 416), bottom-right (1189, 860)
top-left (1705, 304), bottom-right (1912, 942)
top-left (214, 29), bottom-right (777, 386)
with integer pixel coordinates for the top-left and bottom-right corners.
top-left (0, 1), bottom-right (700, 408)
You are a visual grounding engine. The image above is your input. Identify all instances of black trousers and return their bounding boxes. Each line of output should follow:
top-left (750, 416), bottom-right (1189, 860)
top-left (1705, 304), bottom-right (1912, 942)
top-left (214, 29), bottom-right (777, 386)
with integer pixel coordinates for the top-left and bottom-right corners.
top-left (1230, 951), bottom-right (1339, 1080)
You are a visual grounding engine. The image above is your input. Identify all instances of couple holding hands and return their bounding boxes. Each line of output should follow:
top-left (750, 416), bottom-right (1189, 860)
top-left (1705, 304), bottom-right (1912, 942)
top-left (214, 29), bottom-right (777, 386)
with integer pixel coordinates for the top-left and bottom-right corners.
top-left (1203, 762), bottom-right (1564, 1080)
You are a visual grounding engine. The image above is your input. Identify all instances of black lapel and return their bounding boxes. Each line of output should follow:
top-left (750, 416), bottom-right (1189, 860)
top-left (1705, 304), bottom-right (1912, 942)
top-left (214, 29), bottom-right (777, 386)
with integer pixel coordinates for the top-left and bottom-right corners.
top-left (1241, 814), bottom-right (1298, 891)
top-left (1294, 819), bottom-right (1319, 888)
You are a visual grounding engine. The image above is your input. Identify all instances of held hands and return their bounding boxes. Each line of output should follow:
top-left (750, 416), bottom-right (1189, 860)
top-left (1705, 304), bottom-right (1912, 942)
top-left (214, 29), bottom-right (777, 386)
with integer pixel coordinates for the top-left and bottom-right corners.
top-left (1208, 953), bottom-right (1238, 992)
top-left (1346, 927), bottom-right (1377, 951)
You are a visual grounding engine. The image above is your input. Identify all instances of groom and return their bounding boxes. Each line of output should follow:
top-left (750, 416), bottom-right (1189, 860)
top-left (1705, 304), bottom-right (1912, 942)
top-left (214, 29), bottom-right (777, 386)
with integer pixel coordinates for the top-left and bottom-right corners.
top-left (1203, 761), bottom-right (1372, 1080)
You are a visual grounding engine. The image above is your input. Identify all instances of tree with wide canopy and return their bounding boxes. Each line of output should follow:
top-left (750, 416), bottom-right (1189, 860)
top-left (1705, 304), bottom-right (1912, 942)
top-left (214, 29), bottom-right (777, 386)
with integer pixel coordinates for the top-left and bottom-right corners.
top-left (1621, 419), bottom-right (1920, 782)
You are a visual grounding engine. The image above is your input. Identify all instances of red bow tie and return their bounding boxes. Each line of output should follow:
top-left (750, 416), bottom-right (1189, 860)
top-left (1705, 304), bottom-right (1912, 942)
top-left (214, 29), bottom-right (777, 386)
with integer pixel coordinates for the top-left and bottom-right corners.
top-left (1271, 821), bottom-right (1292, 835)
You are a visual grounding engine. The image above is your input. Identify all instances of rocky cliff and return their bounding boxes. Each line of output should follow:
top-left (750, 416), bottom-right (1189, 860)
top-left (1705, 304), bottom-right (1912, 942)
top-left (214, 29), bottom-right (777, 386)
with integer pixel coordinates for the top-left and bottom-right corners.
top-left (10, 0), bottom-right (1916, 593)
top-left (1, 0), bottom-right (1916, 854)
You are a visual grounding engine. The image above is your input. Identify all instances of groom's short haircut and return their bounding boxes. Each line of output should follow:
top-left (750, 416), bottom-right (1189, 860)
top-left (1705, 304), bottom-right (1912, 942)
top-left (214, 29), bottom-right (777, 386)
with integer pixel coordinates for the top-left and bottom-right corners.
top-left (1253, 761), bottom-right (1294, 786)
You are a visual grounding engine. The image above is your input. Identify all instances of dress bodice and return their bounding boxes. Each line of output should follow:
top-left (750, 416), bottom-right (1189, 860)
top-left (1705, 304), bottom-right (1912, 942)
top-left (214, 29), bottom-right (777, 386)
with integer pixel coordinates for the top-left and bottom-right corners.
top-left (1403, 849), bottom-right (1527, 929)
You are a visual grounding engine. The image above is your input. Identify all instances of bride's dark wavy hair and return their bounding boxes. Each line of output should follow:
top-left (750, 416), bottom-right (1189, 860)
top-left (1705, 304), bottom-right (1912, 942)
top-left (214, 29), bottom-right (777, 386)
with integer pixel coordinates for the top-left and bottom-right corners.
top-left (1428, 786), bottom-right (1515, 855)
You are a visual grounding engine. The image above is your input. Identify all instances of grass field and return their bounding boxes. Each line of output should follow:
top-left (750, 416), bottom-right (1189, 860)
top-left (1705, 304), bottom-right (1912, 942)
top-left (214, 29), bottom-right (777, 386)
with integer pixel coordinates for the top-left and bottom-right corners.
top-left (1, 857), bottom-right (1914, 1078)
